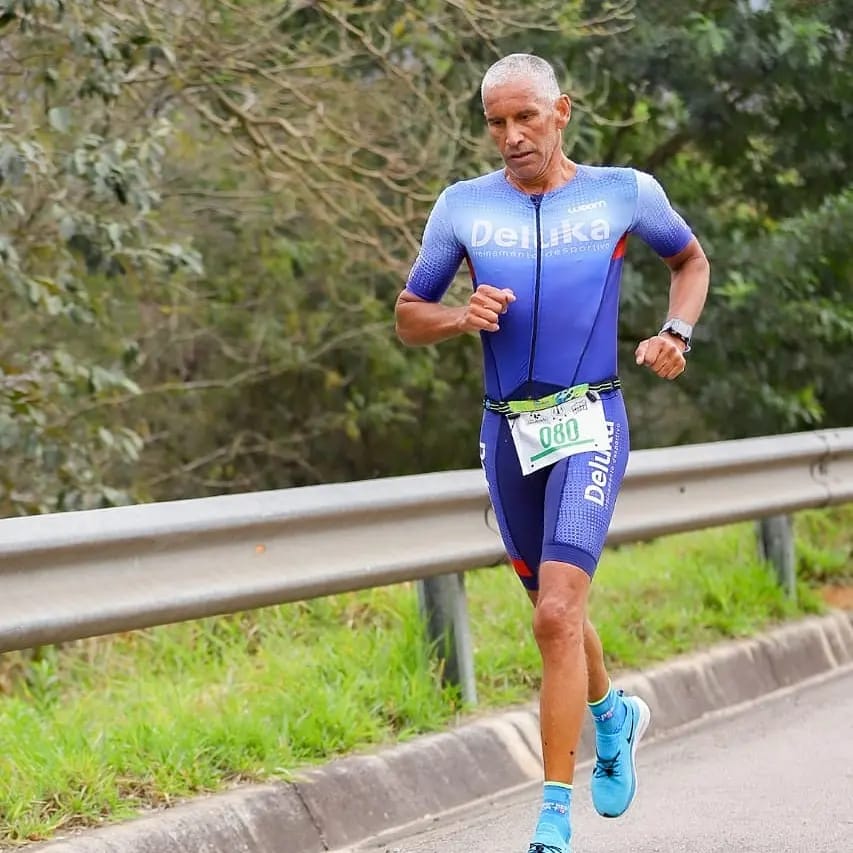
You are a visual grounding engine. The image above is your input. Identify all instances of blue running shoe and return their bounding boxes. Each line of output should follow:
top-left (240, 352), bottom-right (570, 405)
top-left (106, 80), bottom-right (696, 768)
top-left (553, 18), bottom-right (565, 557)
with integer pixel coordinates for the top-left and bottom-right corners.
top-left (527, 843), bottom-right (569, 853)
top-left (590, 693), bottom-right (651, 818)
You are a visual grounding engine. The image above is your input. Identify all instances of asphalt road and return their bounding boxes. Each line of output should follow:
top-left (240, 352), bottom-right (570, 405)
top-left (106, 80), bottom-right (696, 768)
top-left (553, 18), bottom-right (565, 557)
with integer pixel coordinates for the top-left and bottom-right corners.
top-left (352, 667), bottom-right (853, 853)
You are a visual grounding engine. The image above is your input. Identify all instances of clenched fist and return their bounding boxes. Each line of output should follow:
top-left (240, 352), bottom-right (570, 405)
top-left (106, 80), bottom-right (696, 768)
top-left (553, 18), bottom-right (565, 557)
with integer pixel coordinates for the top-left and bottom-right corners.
top-left (634, 334), bottom-right (686, 380)
top-left (458, 284), bottom-right (516, 334)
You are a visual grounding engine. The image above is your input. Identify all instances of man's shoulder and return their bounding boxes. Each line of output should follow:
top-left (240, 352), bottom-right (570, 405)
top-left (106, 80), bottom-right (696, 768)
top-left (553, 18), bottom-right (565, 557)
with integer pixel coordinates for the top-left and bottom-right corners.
top-left (441, 169), bottom-right (507, 201)
top-left (577, 164), bottom-right (643, 210)
top-left (579, 164), bottom-right (640, 188)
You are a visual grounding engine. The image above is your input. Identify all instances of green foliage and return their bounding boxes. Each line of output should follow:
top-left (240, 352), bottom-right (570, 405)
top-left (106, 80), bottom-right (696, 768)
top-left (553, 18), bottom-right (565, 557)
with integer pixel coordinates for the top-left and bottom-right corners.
top-left (0, 0), bottom-right (850, 502)
top-left (71, 0), bottom-right (620, 495)
top-left (795, 505), bottom-right (853, 584)
top-left (555, 0), bottom-right (853, 442)
top-left (693, 189), bottom-right (853, 435)
top-left (0, 586), bottom-right (456, 842)
top-left (0, 1), bottom-right (199, 512)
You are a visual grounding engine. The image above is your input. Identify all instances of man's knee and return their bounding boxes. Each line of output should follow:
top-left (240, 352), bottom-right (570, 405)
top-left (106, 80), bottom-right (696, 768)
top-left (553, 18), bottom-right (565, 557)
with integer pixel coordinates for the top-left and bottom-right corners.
top-left (532, 568), bottom-right (587, 647)
top-left (533, 597), bottom-right (584, 649)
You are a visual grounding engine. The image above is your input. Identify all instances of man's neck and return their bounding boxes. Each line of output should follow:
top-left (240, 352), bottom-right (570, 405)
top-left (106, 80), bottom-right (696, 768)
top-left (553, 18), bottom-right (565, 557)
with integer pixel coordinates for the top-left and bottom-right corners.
top-left (506, 156), bottom-right (578, 195)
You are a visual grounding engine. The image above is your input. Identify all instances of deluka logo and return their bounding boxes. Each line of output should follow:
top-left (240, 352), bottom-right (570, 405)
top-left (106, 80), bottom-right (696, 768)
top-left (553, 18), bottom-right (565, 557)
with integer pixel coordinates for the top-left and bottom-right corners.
top-left (470, 218), bottom-right (611, 249)
top-left (584, 420), bottom-right (615, 507)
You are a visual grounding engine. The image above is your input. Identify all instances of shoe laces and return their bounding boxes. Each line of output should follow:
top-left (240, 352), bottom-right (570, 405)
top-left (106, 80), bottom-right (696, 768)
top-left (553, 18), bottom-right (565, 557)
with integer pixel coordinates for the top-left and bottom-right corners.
top-left (593, 750), bottom-right (622, 778)
top-left (528, 845), bottom-right (563, 853)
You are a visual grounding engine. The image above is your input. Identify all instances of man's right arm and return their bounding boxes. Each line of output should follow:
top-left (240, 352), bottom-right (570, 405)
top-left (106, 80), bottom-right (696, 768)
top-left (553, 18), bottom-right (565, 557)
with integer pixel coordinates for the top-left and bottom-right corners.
top-left (395, 291), bottom-right (467, 346)
top-left (395, 286), bottom-right (516, 347)
top-left (397, 187), bottom-right (515, 346)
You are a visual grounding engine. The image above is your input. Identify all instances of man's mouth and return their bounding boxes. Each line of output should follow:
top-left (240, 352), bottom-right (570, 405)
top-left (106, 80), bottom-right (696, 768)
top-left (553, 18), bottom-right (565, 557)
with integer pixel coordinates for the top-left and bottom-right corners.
top-left (509, 151), bottom-right (535, 163)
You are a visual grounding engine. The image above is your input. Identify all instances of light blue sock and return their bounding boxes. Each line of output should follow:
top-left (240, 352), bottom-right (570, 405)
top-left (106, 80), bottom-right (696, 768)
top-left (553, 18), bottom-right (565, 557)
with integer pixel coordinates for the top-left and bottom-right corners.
top-left (588, 681), bottom-right (626, 737)
top-left (532, 782), bottom-right (572, 848)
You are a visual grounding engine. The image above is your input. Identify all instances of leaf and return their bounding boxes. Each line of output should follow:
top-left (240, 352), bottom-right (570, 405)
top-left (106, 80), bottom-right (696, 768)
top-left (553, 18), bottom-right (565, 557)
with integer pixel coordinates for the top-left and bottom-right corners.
top-left (97, 427), bottom-right (115, 448)
top-left (0, 144), bottom-right (25, 184)
top-left (58, 215), bottom-right (76, 241)
top-left (147, 44), bottom-right (175, 67)
top-left (48, 106), bottom-right (71, 133)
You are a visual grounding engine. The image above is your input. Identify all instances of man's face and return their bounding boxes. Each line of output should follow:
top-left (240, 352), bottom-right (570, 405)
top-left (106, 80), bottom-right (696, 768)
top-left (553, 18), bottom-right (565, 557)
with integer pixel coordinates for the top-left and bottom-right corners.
top-left (483, 80), bottom-right (570, 185)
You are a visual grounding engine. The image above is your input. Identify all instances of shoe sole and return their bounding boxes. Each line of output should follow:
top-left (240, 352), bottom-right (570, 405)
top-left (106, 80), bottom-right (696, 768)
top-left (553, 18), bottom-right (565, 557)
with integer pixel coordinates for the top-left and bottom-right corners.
top-left (601, 696), bottom-right (651, 819)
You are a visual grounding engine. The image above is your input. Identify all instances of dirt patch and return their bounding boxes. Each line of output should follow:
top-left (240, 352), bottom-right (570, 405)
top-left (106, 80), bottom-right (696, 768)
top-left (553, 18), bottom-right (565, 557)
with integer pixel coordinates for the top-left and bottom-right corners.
top-left (821, 585), bottom-right (853, 610)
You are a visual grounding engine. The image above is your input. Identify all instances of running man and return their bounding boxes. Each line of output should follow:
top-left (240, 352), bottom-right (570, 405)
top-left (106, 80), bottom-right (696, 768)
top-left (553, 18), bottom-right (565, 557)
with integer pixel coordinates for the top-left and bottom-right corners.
top-left (395, 54), bottom-right (709, 853)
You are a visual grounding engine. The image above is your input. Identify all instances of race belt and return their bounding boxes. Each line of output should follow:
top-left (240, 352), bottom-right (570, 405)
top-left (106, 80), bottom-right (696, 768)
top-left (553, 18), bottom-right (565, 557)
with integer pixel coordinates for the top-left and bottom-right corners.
top-left (484, 378), bottom-right (620, 476)
top-left (482, 377), bottom-right (621, 415)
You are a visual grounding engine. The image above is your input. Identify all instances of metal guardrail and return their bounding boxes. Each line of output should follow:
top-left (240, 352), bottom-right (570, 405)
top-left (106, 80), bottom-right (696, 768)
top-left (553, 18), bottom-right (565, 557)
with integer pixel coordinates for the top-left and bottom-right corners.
top-left (1, 428), bottom-right (851, 655)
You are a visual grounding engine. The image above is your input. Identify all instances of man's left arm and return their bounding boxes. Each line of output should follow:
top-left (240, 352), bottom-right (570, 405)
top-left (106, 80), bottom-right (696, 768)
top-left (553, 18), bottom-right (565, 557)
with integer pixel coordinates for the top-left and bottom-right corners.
top-left (634, 237), bottom-right (710, 380)
top-left (629, 170), bottom-right (710, 381)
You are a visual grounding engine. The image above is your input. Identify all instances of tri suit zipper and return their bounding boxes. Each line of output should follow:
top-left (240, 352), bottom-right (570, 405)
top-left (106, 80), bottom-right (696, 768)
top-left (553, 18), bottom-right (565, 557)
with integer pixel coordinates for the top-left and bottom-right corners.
top-left (527, 193), bottom-right (544, 386)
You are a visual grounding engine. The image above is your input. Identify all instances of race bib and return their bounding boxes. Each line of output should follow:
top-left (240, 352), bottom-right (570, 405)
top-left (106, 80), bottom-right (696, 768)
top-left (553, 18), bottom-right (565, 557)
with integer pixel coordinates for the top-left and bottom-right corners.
top-left (508, 393), bottom-right (611, 475)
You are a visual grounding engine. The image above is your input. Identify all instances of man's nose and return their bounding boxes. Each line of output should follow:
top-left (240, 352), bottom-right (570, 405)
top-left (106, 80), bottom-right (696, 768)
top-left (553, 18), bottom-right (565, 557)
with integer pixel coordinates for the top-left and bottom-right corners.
top-left (505, 121), bottom-right (524, 148)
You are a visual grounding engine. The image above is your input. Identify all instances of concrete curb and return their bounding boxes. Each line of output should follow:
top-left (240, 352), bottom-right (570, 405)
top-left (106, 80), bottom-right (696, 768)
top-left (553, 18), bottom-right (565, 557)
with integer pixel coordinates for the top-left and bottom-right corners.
top-left (31, 611), bottom-right (853, 853)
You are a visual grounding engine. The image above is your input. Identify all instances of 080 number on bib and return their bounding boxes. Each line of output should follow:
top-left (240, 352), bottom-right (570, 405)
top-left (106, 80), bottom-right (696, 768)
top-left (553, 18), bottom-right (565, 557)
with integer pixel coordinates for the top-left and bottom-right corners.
top-left (508, 394), bottom-right (611, 475)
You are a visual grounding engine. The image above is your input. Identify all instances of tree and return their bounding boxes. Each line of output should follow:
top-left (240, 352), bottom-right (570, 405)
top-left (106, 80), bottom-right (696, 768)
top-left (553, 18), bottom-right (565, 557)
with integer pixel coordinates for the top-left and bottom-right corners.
top-left (2, 0), bottom-right (850, 509)
top-left (550, 0), bottom-right (853, 442)
top-left (0, 0), bottom-right (200, 513)
top-left (72, 0), bottom-right (637, 497)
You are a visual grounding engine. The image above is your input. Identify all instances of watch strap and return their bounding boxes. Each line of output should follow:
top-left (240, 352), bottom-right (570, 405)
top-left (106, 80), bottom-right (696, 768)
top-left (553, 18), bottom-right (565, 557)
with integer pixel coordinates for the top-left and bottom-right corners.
top-left (658, 320), bottom-right (692, 353)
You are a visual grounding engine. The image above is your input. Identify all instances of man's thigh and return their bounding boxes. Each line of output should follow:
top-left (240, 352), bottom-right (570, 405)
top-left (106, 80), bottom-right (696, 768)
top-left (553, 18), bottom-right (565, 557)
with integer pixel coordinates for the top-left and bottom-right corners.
top-left (541, 391), bottom-right (630, 578)
top-left (480, 411), bottom-right (548, 590)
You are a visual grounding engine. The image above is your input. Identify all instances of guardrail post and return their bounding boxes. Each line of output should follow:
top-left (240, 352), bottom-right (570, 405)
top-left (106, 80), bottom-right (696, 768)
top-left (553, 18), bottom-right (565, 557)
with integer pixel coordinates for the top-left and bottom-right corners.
top-left (758, 515), bottom-right (797, 600)
top-left (417, 574), bottom-right (478, 705)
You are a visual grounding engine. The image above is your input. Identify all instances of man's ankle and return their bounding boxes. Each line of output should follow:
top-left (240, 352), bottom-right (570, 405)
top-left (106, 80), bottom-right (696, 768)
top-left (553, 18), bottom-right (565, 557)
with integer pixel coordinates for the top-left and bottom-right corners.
top-left (531, 782), bottom-right (572, 848)
top-left (589, 682), bottom-right (626, 736)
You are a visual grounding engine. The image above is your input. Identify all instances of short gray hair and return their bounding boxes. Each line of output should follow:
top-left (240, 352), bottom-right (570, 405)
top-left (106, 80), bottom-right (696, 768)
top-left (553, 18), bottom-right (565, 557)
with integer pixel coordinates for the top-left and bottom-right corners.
top-left (480, 54), bottom-right (561, 105)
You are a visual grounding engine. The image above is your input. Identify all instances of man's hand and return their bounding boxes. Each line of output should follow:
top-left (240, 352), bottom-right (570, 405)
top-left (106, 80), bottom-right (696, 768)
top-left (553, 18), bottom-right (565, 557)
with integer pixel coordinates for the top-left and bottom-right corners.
top-left (634, 334), bottom-right (686, 380)
top-left (458, 284), bottom-right (516, 333)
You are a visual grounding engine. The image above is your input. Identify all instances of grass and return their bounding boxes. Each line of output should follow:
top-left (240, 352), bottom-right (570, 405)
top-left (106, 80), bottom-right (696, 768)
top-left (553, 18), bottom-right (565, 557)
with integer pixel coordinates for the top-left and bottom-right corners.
top-left (0, 505), bottom-right (850, 846)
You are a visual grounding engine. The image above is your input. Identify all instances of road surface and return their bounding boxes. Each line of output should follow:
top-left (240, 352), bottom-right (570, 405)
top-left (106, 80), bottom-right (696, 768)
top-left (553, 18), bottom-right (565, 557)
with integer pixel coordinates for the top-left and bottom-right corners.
top-left (352, 666), bottom-right (853, 853)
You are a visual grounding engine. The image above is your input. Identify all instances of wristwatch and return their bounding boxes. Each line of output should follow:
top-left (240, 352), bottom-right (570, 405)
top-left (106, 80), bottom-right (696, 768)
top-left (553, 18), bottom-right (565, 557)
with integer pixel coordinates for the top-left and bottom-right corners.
top-left (658, 318), bottom-right (693, 352)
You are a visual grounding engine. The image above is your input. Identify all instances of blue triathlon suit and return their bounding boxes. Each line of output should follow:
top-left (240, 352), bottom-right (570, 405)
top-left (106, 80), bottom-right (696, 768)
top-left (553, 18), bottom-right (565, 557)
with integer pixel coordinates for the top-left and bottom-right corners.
top-left (405, 165), bottom-right (693, 590)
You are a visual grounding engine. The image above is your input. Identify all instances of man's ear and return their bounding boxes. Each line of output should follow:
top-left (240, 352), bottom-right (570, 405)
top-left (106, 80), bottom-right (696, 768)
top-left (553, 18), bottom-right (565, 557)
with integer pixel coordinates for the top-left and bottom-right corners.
top-left (556, 94), bottom-right (572, 130)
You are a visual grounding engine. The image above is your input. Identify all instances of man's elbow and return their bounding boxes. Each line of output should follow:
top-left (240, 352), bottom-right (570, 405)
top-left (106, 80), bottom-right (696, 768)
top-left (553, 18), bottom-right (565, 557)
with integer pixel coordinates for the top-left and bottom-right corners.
top-left (690, 240), bottom-right (710, 274)
top-left (695, 251), bottom-right (711, 286)
top-left (686, 252), bottom-right (710, 280)
top-left (672, 240), bottom-right (710, 281)
top-left (694, 241), bottom-right (710, 267)
top-left (395, 317), bottom-right (416, 346)
top-left (394, 292), bottom-right (419, 346)
top-left (396, 318), bottom-right (427, 347)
